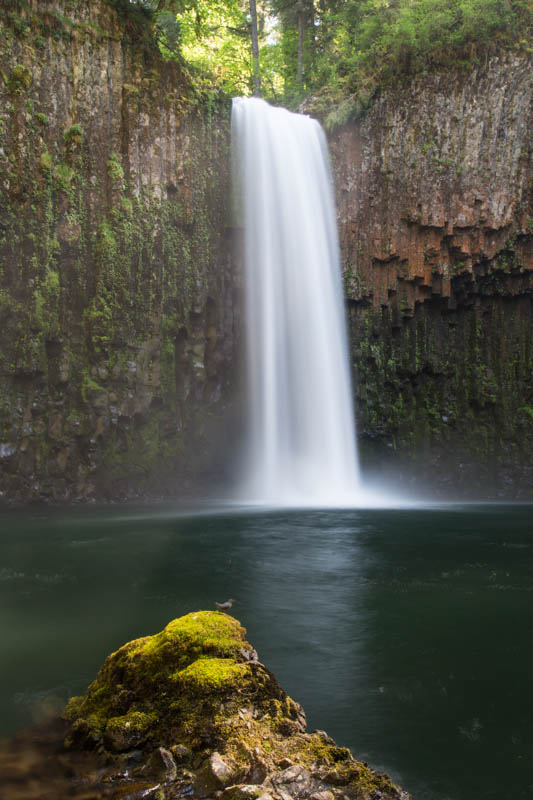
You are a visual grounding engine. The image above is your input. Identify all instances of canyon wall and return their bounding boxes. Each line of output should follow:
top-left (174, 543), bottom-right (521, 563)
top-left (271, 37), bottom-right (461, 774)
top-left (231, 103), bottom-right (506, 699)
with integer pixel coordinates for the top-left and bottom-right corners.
top-left (0, 0), bottom-right (235, 502)
top-left (330, 53), bottom-right (533, 496)
top-left (0, 0), bottom-right (531, 502)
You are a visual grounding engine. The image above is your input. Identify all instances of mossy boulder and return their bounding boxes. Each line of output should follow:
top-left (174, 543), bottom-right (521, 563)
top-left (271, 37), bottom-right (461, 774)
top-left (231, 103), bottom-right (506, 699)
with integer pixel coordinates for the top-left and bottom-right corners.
top-left (64, 611), bottom-right (290, 752)
top-left (63, 611), bottom-right (410, 800)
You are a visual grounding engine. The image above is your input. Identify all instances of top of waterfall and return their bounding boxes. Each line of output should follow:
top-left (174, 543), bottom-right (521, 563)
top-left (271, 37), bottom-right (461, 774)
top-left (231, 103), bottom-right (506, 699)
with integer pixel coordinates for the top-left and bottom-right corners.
top-left (232, 96), bottom-right (315, 123)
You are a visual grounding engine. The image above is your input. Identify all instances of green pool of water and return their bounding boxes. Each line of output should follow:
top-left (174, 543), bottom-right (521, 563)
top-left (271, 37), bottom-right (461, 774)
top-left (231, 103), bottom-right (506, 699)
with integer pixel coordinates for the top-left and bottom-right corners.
top-left (0, 503), bottom-right (532, 799)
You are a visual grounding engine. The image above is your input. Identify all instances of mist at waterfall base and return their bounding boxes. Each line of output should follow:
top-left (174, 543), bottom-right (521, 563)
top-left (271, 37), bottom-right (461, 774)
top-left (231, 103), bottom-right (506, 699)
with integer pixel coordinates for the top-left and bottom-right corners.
top-left (232, 97), bottom-right (397, 508)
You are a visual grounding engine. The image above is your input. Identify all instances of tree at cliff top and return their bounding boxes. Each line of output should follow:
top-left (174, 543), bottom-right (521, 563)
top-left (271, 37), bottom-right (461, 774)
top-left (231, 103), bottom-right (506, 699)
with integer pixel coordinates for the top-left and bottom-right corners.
top-left (112, 0), bottom-right (532, 107)
top-left (170, 0), bottom-right (285, 97)
top-left (249, 0), bottom-right (262, 94)
top-left (272, 0), bottom-right (533, 111)
top-left (112, 0), bottom-right (276, 96)
top-left (268, 0), bottom-right (316, 102)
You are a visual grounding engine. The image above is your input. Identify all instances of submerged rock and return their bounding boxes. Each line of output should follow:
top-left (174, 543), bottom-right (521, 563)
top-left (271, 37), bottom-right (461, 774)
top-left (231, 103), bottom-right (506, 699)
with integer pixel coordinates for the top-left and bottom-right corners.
top-left (0, 612), bottom-right (411, 799)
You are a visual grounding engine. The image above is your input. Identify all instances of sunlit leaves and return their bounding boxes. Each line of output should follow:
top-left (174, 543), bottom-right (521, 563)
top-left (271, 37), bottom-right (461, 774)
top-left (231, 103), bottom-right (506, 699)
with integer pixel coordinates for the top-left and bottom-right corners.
top-left (116, 0), bottom-right (532, 106)
top-left (177, 0), bottom-right (252, 95)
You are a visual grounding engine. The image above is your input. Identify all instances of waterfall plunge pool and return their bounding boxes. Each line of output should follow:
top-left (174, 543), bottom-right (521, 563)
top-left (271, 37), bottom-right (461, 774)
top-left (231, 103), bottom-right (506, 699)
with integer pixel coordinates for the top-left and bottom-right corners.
top-left (1, 503), bottom-right (532, 800)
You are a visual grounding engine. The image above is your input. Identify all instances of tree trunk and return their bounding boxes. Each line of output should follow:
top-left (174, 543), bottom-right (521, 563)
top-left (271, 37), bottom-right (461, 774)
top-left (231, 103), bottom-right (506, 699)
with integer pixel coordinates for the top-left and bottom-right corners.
top-left (297, 1), bottom-right (304, 89)
top-left (309, 1), bottom-right (315, 59)
top-left (249, 0), bottom-right (261, 96)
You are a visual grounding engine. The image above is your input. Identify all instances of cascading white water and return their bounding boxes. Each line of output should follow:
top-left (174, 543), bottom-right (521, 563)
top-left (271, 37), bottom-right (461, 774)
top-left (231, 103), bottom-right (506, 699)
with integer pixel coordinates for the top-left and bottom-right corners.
top-left (232, 97), bottom-right (361, 506)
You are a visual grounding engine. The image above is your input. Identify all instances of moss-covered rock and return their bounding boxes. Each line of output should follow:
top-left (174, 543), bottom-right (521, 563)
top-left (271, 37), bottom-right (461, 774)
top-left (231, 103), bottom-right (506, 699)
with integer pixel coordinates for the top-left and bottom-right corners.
top-left (62, 611), bottom-right (410, 800)
top-left (64, 612), bottom-right (261, 749)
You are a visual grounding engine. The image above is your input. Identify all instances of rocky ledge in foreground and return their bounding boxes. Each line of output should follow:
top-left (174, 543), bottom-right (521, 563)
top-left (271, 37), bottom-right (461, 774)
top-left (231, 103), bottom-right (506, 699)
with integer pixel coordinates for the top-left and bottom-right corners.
top-left (5, 612), bottom-right (412, 799)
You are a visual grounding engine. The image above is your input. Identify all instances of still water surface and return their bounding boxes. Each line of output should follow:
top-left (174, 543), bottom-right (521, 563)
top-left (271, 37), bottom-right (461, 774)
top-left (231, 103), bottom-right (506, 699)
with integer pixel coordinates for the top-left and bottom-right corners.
top-left (0, 504), bottom-right (532, 799)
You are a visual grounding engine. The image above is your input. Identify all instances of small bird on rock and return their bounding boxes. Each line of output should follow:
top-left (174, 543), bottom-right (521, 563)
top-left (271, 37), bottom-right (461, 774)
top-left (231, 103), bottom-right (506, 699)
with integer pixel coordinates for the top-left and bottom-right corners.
top-left (215, 598), bottom-right (235, 612)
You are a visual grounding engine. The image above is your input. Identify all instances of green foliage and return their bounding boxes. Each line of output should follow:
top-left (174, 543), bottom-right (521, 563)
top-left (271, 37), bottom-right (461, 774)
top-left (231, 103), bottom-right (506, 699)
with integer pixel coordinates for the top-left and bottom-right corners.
top-left (153, 11), bottom-right (181, 53)
top-left (53, 163), bottom-right (75, 193)
top-left (172, 0), bottom-right (253, 96)
top-left (267, 0), bottom-right (315, 103)
top-left (303, 0), bottom-right (533, 117)
top-left (105, 0), bottom-right (155, 26)
top-left (129, 0), bottom-right (532, 111)
top-left (344, 0), bottom-right (529, 81)
top-left (107, 152), bottom-right (125, 185)
top-left (8, 64), bottom-right (32, 93)
top-left (63, 123), bottom-right (84, 149)
top-left (104, 1), bottom-right (270, 97)
top-left (13, 0), bottom-right (532, 109)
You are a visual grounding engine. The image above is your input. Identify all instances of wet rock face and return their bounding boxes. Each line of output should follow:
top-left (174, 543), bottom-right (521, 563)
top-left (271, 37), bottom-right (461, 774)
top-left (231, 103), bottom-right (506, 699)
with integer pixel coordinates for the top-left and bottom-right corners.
top-left (329, 54), bottom-right (533, 494)
top-left (52, 611), bottom-right (410, 800)
top-left (0, 0), bottom-right (236, 503)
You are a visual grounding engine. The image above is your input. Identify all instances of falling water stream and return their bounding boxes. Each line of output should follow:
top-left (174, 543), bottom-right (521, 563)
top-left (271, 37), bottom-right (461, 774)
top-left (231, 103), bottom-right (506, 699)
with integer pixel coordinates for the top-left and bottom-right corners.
top-left (232, 98), bottom-right (361, 506)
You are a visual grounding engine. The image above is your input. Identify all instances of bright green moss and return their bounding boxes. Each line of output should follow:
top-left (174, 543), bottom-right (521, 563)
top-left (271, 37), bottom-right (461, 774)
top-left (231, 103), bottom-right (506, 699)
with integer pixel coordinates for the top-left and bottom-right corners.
top-left (104, 710), bottom-right (156, 751)
top-left (63, 123), bottom-right (84, 148)
top-left (112, 611), bottom-right (248, 683)
top-left (53, 163), bottom-right (74, 192)
top-left (8, 64), bottom-right (32, 93)
top-left (175, 657), bottom-right (251, 693)
top-left (39, 150), bottom-right (52, 172)
top-left (107, 152), bottom-right (124, 184)
top-left (161, 611), bottom-right (247, 656)
top-left (64, 612), bottom-right (252, 749)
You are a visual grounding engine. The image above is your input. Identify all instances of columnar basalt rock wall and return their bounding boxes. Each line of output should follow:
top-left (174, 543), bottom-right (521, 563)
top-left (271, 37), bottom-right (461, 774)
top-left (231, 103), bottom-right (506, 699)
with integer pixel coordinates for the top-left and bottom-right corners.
top-left (330, 54), bottom-right (533, 495)
top-left (0, 0), bottom-right (235, 501)
top-left (1, 4), bottom-right (531, 503)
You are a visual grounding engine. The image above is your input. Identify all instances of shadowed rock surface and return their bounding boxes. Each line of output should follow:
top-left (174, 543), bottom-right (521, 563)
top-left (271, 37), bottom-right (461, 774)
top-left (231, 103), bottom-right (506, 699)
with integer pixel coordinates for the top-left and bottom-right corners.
top-left (0, 612), bottom-right (411, 800)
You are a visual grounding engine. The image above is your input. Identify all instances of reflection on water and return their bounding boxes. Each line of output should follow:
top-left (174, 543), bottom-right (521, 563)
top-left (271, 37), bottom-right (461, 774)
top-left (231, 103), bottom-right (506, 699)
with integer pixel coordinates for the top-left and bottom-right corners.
top-left (0, 504), bottom-right (532, 799)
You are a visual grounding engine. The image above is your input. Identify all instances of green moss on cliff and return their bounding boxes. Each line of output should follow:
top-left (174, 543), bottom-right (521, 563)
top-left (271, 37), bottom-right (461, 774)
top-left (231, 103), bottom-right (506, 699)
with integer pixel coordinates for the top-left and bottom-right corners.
top-left (351, 291), bottom-right (533, 493)
top-left (0, 1), bottom-right (233, 502)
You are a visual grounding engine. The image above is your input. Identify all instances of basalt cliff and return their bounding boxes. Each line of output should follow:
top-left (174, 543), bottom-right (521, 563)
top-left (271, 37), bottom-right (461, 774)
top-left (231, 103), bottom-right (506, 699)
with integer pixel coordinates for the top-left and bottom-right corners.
top-left (0, 0), bottom-right (532, 501)
top-left (0, 0), bottom-right (235, 503)
top-left (330, 54), bottom-right (533, 496)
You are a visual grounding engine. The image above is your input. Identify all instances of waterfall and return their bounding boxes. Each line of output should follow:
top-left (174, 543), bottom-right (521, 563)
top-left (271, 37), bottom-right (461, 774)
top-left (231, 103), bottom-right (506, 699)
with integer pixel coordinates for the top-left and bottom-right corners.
top-left (232, 97), bottom-right (361, 506)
